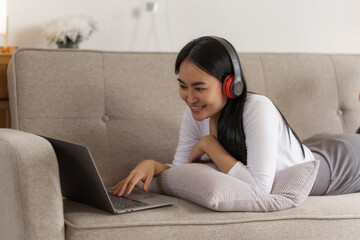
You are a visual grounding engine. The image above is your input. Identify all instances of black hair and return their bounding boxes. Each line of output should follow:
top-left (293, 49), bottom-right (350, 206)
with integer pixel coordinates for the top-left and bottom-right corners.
top-left (175, 37), bottom-right (304, 165)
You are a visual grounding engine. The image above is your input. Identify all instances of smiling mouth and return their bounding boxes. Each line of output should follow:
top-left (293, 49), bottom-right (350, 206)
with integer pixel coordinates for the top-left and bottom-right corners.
top-left (190, 105), bottom-right (205, 112)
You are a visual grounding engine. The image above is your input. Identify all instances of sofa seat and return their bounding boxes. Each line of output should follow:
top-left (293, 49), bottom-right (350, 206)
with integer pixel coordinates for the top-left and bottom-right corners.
top-left (64, 193), bottom-right (360, 240)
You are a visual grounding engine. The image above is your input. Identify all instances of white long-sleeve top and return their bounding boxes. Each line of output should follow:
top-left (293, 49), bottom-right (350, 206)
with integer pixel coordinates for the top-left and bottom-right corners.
top-left (172, 93), bottom-right (315, 193)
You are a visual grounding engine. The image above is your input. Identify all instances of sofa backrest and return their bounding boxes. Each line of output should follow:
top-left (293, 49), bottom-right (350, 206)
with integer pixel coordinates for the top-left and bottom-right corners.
top-left (7, 49), bottom-right (360, 186)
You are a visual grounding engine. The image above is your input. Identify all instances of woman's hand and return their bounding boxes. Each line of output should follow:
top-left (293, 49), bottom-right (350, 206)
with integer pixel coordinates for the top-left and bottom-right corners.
top-left (188, 135), bottom-right (216, 163)
top-left (111, 159), bottom-right (164, 196)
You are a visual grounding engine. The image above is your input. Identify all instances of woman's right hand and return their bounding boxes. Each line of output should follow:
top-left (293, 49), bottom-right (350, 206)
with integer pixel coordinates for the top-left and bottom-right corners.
top-left (111, 159), bottom-right (160, 196)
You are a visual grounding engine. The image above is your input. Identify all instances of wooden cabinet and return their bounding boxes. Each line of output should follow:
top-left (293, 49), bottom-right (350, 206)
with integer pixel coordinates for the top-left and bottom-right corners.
top-left (0, 53), bottom-right (12, 128)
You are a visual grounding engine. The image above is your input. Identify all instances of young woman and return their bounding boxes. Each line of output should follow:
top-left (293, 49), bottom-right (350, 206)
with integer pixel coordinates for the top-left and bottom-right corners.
top-left (112, 36), bottom-right (360, 197)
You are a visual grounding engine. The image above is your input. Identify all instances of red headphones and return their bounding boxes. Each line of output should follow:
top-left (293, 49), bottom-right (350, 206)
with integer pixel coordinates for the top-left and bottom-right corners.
top-left (202, 36), bottom-right (244, 99)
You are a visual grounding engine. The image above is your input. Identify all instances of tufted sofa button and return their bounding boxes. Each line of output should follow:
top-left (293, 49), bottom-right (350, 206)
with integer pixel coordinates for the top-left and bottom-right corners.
top-left (337, 109), bottom-right (343, 116)
top-left (102, 115), bottom-right (110, 122)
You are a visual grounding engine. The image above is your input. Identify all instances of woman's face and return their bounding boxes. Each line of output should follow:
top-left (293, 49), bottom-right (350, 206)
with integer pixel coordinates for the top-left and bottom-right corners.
top-left (178, 59), bottom-right (227, 121)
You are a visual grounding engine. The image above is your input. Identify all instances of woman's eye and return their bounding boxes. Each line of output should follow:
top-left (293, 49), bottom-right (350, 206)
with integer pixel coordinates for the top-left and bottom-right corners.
top-left (179, 85), bottom-right (187, 89)
top-left (196, 88), bottom-right (204, 91)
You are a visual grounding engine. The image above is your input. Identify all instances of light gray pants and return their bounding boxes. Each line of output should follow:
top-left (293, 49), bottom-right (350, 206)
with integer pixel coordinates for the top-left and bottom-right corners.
top-left (303, 133), bottom-right (360, 196)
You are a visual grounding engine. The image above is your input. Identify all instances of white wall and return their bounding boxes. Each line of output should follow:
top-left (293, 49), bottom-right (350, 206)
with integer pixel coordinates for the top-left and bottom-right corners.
top-left (5, 0), bottom-right (360, 53)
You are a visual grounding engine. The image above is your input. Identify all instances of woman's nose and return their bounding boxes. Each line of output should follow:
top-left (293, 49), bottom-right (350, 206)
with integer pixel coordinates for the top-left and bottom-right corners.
top-left (187, 91), bottom-right (199, 104)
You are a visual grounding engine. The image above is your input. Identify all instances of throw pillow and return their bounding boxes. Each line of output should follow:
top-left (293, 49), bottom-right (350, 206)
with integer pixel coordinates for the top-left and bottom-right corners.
top-left (148, 160), bottom-right (319, 212)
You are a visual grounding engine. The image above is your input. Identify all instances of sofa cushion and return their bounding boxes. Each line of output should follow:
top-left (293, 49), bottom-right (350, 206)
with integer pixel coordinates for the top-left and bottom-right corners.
top-left (64, 193), bottom-right (360, 240)
top-left (147, 161), bottom-right (319, 212)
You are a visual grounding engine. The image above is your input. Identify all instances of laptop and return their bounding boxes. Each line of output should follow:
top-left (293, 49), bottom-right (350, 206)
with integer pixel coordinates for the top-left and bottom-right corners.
top-left (42, 136), bottom-right (178, 214)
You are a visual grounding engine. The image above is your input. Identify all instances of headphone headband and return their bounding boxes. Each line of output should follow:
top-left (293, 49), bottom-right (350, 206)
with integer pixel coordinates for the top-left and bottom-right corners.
top-left (202, 36), bottom-right (244, 98)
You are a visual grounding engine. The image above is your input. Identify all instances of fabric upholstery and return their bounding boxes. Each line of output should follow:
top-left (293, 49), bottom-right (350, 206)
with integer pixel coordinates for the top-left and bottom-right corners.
top-left (4, 48), bottom-right (360, 239)
top-left (7, 49), bottom-right (184, 186)
top-left (0, 129), bottom-right (65, 240)
top-left (63, 194), bottom-right (360, 240)
top-left (241, 53), bottom-right (360, 140)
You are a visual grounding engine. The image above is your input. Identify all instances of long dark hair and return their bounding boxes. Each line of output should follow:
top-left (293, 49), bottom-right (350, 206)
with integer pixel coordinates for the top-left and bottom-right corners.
top-left (175, 37), bottom-right (304, 165)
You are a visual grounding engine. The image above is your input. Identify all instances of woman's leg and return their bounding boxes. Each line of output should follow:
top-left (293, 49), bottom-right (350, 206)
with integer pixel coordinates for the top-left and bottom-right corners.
top-left (304, 133), bottom-right (360, 195)
top-left (309, 152), bottom-right (330, 196)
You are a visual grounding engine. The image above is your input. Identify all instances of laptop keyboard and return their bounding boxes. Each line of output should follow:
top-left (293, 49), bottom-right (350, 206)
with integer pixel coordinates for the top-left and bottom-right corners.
top-left (108, 193), bottom-right (148, 210)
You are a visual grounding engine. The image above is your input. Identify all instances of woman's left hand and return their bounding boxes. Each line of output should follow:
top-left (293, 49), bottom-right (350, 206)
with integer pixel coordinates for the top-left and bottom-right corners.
top-left (188, 135), bottom-right (216, 163)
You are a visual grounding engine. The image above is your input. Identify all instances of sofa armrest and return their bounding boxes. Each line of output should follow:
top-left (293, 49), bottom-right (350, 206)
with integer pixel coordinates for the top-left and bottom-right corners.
top-left (0, 129), bottom-right (65, 240)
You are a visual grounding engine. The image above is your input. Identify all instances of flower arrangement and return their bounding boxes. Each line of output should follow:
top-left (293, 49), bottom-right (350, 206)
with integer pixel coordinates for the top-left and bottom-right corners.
top-left (43, 15), bottom-right (97, 49)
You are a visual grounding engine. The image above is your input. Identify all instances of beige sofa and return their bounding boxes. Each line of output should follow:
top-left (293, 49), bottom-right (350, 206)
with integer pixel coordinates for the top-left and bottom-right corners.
top-left (1, 48), bottom-right (360, 240)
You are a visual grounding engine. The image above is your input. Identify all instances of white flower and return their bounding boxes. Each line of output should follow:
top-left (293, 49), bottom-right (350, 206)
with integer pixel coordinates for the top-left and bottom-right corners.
top-left (43, 15), bottom-right (97, 45)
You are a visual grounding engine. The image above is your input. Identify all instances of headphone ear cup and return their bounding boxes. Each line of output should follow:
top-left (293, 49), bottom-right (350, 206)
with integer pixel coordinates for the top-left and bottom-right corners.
top-left (223, 75), bottom-right (235, 99)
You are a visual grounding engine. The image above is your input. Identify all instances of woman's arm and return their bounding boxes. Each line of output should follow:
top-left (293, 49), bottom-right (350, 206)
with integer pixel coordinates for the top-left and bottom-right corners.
top-left (188, 135), bottom-right (237, 173)
top-left (173, 107), bottom-right (205, 166)
top-left (188, 135), bottom-right (258, 187)
top-left (242, 96), bottom-right (280, 193)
